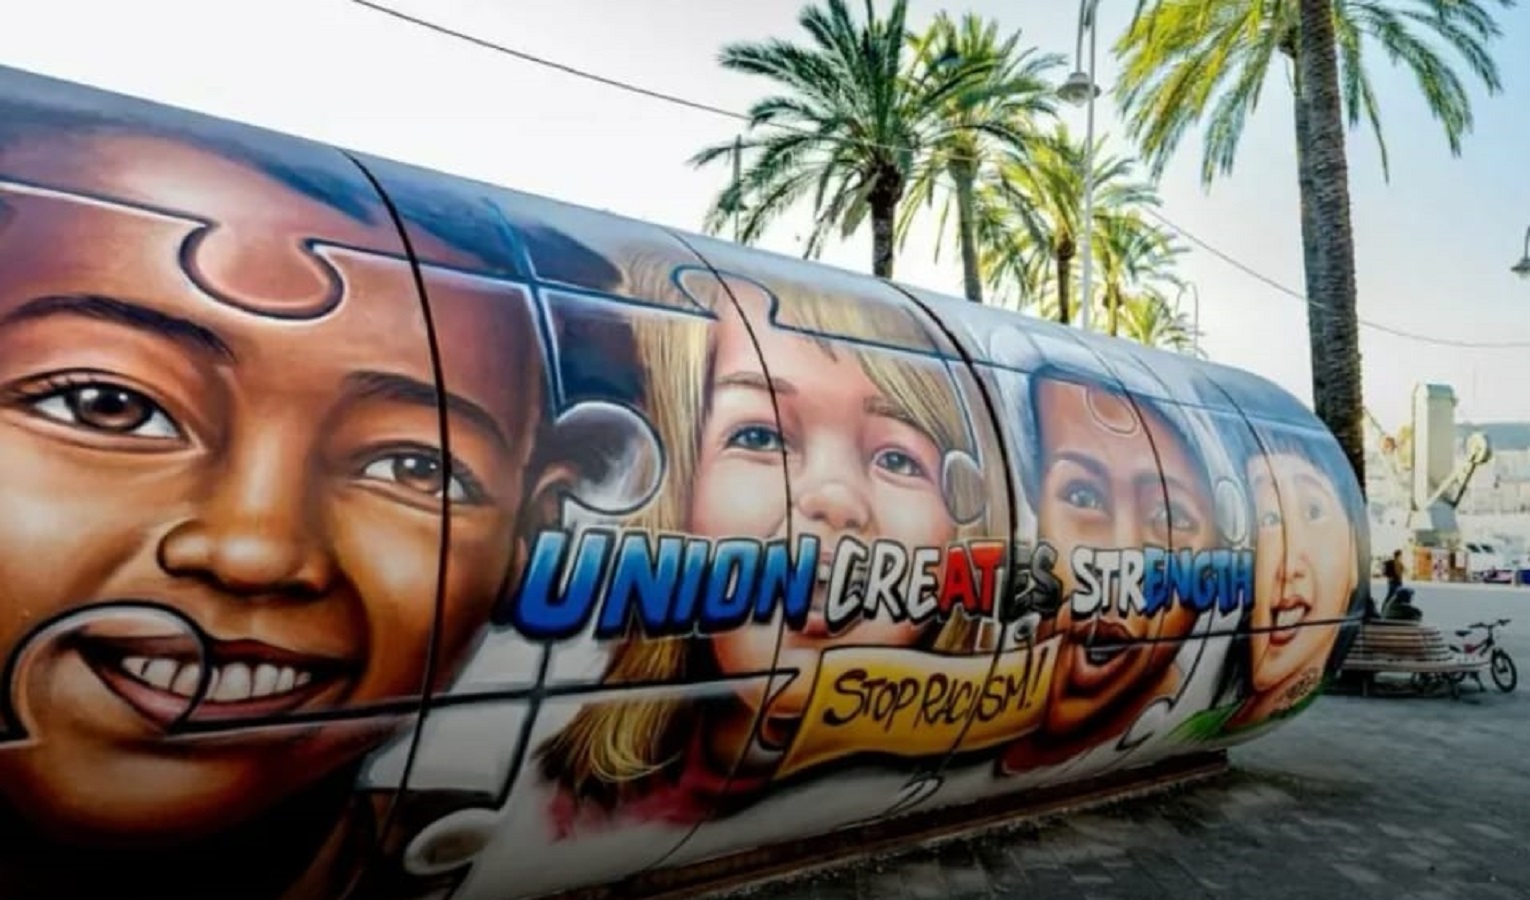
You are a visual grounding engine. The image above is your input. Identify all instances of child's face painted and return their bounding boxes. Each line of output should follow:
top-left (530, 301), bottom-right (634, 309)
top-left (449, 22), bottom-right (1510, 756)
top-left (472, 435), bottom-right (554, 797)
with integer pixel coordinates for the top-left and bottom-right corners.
top-left (1248, 451), bottom-right (1356, 695)
top-left (1034, 378), bottom-right (1213, 736)
top-left (695, 297), bottom-right (953, 719)
top-left (0, 135), bottom-right (539, 842)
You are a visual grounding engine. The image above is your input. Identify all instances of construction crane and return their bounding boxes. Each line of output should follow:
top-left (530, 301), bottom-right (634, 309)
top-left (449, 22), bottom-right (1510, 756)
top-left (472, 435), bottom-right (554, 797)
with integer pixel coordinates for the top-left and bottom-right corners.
top-left (1364, 407), bottom-right (1412, 492)
top-left (1429, 432), bottom-right (1493, 509)
top-left (1365, 404), bottom-right (1491, 514)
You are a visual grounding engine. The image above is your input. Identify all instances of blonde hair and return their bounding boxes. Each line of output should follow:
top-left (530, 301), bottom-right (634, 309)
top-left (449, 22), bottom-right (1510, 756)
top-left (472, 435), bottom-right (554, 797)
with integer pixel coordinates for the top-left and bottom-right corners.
top-left (537, 253), bottom-right (1007, 807)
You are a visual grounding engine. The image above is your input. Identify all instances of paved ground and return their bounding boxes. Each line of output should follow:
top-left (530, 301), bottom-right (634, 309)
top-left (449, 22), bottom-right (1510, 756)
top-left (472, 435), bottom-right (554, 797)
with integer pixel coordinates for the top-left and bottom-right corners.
top-left (726, 583), bottom-right (1530, 900)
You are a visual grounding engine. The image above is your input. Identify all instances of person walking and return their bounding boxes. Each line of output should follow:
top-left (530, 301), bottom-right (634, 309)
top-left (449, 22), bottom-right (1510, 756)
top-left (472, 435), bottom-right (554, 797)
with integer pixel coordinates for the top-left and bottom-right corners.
top-left (1383, 549), bottom-right (1405, 601)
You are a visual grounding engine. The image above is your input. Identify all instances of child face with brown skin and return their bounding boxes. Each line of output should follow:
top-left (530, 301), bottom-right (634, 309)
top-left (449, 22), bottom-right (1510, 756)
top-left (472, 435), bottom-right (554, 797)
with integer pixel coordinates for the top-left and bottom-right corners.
top-left (1031, 375), bottom-right (1215, 742)
top-left (0, 130), bottom-right (555, 844)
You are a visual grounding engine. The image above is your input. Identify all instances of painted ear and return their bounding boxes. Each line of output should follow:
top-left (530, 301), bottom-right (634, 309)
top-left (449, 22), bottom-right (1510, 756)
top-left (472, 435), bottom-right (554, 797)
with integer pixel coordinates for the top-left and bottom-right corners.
top-left (941, 449), bottom-right (988, 526)
top-left (986, 324), bottom-right (1041, 368)
top-left (1346, 529), bottom-right (1362, 596)
top-left (540, 400), bottom-right (664, 519)
top-left (1214, 478), bottom-right (1250, 545)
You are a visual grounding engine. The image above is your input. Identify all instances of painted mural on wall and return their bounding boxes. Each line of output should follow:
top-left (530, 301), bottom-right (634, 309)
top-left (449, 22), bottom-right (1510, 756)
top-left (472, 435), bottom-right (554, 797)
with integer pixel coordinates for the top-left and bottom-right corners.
top-left (0, 64), bottom-right (1369, 900)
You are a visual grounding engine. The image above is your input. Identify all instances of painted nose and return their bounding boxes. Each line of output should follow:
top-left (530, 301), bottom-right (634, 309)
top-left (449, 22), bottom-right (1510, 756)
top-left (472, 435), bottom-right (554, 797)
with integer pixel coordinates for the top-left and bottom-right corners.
top-left (1274, 531), bottom-right (1308, 588)
top-left (798, 479), bottom-right (871, 533)
top-left (1284, 544), bottom-right (1309, 582)
top-left (795, 441), bottom-right (873, 534)
top-left (1114, 495), bottom-right (1144, 551)
top-left (157, 433), bottom-right (335, 598)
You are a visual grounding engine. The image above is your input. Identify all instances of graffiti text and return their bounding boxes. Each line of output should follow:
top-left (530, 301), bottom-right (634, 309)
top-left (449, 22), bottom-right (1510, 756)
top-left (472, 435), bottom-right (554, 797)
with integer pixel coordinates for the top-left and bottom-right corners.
top-left (1069, 546), bottom-right (1255, 618)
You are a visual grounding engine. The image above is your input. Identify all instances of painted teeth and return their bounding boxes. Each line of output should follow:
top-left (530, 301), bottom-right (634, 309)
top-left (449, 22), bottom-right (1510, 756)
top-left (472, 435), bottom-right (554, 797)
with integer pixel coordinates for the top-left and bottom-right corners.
top-left (1275, 607), bottom-right (1305, 630)
top-left (817, 559), bottom-right (868, 583)
top-left (119, 656), bottom-right (313, 701)
top-left (1086, 647), bottom-right (1122, 665)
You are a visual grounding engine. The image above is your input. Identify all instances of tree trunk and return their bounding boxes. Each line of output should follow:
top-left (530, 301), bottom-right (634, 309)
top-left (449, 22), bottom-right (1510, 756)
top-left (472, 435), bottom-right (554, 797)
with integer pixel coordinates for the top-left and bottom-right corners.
top-left (1107, 285), bottom-right (1122, 337)
top-left (1291, 45), bottom-right (1329, 436)
top-left (952, 162), bottom-right (983, 303)
top-left (1055, 248), bottom-right (1073, 325)
top-left (870, 169), bottom-right (903, 279)
top-left (1296, 0), bottom-right (1367, 495)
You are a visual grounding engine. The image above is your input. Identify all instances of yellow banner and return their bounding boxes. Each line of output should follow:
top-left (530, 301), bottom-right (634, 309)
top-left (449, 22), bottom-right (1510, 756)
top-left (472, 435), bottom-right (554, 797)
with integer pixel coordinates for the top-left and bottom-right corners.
top-left (777, 638), bottom-right (1060, 778)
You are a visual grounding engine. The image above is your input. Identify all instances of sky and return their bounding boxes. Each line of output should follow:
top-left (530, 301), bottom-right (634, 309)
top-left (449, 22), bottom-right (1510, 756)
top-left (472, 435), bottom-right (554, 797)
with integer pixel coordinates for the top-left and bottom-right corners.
top-left (1, 0), bottom-right (1526, 433)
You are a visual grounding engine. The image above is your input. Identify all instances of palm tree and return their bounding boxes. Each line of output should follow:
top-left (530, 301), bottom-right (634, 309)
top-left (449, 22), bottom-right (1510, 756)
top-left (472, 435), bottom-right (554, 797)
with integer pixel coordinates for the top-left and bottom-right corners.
top-left (1093, 211), bottom-right (1185, 337)
top-left (974, 125), bottom-right (1161, 324)
top-left (1115, 0), bottom-right (1516, 486)
top-left (895, 12), bottom-right (1066, 302)
top-left (1119, 291), bottom-right (1200, 354)
top-left (1295, 0), bottom-right (1364, 482)
top-left (1117, 0), bottom-right (1516, 186)
top-left (689, 0), bottom-right (990, 278)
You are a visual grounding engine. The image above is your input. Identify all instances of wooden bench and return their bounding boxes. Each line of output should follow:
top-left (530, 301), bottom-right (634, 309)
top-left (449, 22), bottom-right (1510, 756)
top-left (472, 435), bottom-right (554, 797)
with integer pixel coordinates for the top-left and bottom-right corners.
top-left (1338, 618), bottom-right (1489, 699)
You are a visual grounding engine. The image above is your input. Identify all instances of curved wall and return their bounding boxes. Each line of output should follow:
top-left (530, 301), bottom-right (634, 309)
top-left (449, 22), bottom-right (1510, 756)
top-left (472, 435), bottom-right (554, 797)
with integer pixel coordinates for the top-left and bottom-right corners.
top-left (0, 64), bottom-right (1369, 899)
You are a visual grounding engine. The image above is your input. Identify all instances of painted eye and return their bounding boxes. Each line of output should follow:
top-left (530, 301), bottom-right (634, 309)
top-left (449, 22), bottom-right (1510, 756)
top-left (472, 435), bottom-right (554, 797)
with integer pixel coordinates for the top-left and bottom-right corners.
top-left (1259, 510), bottom-right (1282, 528)
top-left (727, 425), bottom-right (784, 453)
top-left (1304, 499), bottom-right (1327, 522)
top-left (1061, 479), bottom-right (1105, 511)
top-left (875, 448), bottom-right (925, 478)
top-left (30, 382), bottom-right (179, 440)
top-left (362, 450), bottom-right (485, 504)
top-left (1161, 501), bottom-right (1199, 534)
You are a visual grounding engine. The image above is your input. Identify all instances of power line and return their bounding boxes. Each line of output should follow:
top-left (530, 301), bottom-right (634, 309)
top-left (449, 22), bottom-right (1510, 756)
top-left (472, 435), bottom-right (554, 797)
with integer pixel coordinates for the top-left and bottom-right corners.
top-left (349, 0), bottom-right (751, 123)
top-left (1139, 209), bottom-right (1530, 349)
top-left (347, 0), bottom-right (1530, 351)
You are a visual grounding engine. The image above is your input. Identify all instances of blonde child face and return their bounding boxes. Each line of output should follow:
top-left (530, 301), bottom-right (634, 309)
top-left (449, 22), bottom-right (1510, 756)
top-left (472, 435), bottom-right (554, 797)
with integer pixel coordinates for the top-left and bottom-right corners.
top-left (694, 296), bottom-right (955, 719)
top-left (1248, 451), bottom-right (1356, 695)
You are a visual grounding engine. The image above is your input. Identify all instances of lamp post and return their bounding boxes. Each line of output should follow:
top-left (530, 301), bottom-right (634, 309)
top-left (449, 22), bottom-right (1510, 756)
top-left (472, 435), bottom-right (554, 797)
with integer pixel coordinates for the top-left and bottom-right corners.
top-left (732, 134), bottom-right (745, 243)
top-left (1513, 224), bottom-right (1530, 279)
top-left (1175, 282), bottom-right (1201, 356)
top-left (1058, 0), bottom-right (1102, 331)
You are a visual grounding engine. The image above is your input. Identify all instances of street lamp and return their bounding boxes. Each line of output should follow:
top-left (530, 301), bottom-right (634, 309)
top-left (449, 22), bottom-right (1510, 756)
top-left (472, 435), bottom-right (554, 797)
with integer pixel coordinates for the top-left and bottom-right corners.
top-left (1175, 282), bottom-right (1201, 356)
top-left (1059, 0), bottom-right (1102, 331)
top-left (1513, 224), bottom-right (1530, 279)
top-left (731, 134), bottom-right (746, 243)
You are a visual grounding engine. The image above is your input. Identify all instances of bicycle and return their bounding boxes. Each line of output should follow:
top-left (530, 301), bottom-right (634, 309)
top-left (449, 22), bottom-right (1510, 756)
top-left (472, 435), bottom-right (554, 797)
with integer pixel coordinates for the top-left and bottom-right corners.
top-left (1446, 618), bottom-right (1517, 694)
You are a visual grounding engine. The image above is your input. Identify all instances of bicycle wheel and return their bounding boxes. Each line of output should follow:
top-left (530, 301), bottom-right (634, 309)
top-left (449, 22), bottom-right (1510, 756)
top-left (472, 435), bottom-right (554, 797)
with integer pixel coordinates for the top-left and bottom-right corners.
top-left (1491, 651), bottom-right (1518, 693)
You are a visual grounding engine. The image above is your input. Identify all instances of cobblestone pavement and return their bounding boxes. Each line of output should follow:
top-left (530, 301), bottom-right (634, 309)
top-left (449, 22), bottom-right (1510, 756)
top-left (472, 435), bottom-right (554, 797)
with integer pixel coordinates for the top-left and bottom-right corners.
top-left (724, 585), bottom-right (1530, 900)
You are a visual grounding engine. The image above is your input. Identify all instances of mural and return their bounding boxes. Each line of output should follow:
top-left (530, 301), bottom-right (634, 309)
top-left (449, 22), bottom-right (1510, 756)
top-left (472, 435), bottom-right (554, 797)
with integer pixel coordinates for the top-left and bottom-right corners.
top-left (0, 64), bottom-right (1369, 900)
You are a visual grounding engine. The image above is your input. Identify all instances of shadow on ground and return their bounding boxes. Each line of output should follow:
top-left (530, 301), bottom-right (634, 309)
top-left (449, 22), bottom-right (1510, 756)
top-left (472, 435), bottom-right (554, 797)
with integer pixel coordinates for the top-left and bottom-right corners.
top-left (722, 670), bottom-right (1528, 900)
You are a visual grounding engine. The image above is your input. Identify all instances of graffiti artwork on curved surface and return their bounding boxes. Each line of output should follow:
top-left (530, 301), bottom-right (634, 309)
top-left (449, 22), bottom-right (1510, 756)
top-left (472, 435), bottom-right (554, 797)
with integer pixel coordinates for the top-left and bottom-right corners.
top-left (0, 64), bottom-right (1369, 900)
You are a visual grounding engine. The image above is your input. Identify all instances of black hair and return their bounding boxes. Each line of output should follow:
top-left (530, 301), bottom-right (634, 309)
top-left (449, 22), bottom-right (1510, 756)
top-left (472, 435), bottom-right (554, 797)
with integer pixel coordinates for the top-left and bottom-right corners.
top-left (353, 151), bottom-right (624, 291)
top-left (0, 68), bottom-right (383, 225)
top-left (1019, 360), bottom-right (1215, 515)
top-left (0, 65), bottom-right (624, 292)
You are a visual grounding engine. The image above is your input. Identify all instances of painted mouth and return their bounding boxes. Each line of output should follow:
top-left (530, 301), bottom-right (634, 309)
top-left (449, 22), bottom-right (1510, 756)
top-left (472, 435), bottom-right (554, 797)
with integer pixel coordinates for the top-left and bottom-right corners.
top-left (1269, 598), bottom-right (1311, 646)
top-left (73, 632), bottom-right (358, 729)
top-left (1073, 619), bottom-right (1138, 668)
top-left (799, 557), bottom-right (870, 638)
